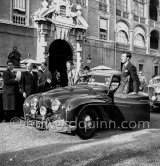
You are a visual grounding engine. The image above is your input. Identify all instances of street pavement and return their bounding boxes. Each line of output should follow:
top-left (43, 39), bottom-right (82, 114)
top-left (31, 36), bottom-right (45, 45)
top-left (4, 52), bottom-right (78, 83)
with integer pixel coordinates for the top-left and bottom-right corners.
top-left (0, 111), bottom-right (160, 166)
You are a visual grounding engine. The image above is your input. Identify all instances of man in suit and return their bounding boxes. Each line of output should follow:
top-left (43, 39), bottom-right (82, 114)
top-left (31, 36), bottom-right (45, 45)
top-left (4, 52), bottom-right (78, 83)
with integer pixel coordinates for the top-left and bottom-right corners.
top-left (2, 61), bottom-right (20, 122)
top-left (8, 46), bottom-right (22, 67)
top-left (21, 63), bottom-right (38, 98)
top-left (117, 52), bottom-right (140, 94)
top-left (38, 62), bottom-right (52, 92)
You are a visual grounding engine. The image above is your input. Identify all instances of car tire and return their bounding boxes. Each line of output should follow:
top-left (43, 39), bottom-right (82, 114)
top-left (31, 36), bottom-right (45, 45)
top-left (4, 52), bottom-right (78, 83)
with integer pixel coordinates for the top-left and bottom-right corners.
top-left (76, 107), bottom-right (98, 139)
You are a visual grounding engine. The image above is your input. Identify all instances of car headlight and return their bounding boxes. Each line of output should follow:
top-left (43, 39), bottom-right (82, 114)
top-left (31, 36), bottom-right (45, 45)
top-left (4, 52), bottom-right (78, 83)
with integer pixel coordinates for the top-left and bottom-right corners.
top-left (24, 102), bottom-right (30, 107)
top-left (40, 106), bottom-right (47, 116)
top-left (31, 97), bottom-right (39, 107)
top-left (152, 96), bottom-right (157, 101)
top-left (30, 107), bottom-right (37, 115)
top-left (51, 99), bottom-right (61, 112)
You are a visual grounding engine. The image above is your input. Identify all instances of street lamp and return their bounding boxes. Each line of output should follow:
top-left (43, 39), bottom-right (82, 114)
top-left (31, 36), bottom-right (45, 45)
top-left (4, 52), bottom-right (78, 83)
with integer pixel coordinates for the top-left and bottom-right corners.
top-left (87, 54), bottom-right (91, 66)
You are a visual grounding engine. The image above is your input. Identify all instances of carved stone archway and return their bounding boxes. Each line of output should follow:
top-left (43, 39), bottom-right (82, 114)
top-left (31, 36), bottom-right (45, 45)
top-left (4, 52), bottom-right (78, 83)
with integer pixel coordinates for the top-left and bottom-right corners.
top-left (33, 0), bottom-right (88, 73)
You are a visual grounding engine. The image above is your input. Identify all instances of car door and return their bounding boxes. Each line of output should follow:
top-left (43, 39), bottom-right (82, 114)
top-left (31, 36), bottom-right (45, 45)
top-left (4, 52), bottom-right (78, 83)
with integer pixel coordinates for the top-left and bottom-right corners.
top-left (110, 77), bottom-right (150, 124)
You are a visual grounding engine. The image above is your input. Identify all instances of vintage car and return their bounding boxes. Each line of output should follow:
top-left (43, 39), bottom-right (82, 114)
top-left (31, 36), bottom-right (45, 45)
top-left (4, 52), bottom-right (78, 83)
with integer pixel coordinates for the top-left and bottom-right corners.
top-left (24, 70), bottom-right (150, 139)
top-left (143, 76), bottom-right (160, 110)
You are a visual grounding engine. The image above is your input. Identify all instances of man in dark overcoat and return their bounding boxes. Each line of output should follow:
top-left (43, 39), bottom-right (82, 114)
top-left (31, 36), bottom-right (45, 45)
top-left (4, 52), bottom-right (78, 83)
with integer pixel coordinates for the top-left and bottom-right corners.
top-left (21, 63), bottom-right (38, 98)
top-left (3, 61), bottom-right (20, 122)
top-left (8, 47), bottom-right (22, 67)
top-left (117, 52), bottom-right (140, 94)
top-left (38, 62), bottom-right (52, 92)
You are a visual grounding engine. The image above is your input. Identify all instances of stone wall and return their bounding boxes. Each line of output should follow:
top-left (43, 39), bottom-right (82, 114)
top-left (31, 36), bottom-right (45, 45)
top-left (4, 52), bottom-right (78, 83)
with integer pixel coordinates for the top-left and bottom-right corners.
top-left (0, 23), bottom-right (37, 66)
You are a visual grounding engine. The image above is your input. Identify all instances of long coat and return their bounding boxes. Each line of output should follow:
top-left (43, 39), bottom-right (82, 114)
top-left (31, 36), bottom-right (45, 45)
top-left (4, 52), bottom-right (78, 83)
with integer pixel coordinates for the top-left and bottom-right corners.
top-left (38, 69), bottom-right (52, 92)
top-left (21, 71), bottom-right (38, 97)
top-left (117, 62), bottom-right (140, 93)
top-left (3, 69), bottom-right (19, 110)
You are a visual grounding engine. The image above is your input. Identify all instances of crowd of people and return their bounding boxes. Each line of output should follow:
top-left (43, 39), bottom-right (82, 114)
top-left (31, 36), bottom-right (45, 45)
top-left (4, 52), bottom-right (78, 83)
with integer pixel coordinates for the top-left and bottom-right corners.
top-left (2, 61), bottom-right (53, 122)
top-left (1, 59), bottom-right (90, 122)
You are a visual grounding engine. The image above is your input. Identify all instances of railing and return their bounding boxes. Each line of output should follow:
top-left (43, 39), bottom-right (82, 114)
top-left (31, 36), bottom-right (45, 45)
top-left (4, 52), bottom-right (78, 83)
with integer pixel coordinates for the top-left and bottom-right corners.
top-left (134, 46), bottom-right (146, 53)
top-left (149, 20), bottom-right (158, 27)
top-left (100, 32), bottom-right (107, 40)
top-left (150, 48), bottom-right (159, 54)
top-left (13, 14), bottom-right (26, 25)
top-left (134, 15), bottom-right (146, 24)
top-left (116, 9), bottom-right (129, 19)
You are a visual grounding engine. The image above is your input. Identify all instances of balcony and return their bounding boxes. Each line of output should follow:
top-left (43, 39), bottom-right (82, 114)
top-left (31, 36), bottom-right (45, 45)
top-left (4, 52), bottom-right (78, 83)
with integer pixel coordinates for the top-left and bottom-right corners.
top-left (134, 15), bottom-right (139, 21)
top-left (149, 20), bottom-right (158, 28)
top-left (134, 46), bottom-right (146, 53)
top-left (13, 14), bottom-right (26, 25)
top-left (134, 15), bottom-right (146, 24)
top-left (140, 17), bottom-right (146, 24)
top-left (116, 9), bottom-right (129, 19)
top-left (100, 32), bottom-right (107, 40)
top-left (123, 12), bottom-right (129, 19)
top-left (150, 48), bottom-right (159, 55)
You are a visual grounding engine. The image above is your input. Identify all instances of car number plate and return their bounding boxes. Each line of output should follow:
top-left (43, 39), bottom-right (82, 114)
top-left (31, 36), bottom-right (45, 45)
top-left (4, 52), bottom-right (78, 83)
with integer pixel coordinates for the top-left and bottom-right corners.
top-left (27, 119), bottom-right (46, 129)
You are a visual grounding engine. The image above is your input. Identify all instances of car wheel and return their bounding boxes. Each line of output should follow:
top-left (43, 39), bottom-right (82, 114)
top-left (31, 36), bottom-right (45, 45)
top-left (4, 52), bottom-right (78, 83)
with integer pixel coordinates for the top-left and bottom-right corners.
top-left (76, 107), bottom-right (98, 139)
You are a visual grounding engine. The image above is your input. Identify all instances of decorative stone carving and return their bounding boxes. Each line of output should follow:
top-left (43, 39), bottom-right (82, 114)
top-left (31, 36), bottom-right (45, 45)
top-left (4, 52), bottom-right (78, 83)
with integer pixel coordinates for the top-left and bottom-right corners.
top-left (33, 0), bottom-right (88, 63)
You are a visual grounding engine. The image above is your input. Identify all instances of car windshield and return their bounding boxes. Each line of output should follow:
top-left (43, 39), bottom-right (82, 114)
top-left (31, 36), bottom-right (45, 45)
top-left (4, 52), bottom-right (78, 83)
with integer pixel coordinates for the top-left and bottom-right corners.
top-left (89, 75), bottom-right (111, 86)
top-left (76, 74), bottom-right (111, 86)
top-left (76, 74), bottom-right (91, 85)
top-left (153, 78), bottom-right (160, 84)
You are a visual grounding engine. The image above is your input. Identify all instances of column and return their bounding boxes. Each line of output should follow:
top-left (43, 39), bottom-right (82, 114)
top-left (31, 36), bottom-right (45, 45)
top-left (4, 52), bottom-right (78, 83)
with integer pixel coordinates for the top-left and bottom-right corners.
top-left (145, 0), bottom-right (149, 25)
top-left (128, 0), bottom-right (133, 20)
top-left (75, 39), bottom-right (82, 83)
top-left (129, 29), bottom-right (134, 52)
top-left (36, 22), bottom-right (51, 63)
top-left (146, 33), bottom-right (150, 54)
top-left (26, 0), bottom-right (30, 26)
top-left (76, 41), bottom-right (82, 71)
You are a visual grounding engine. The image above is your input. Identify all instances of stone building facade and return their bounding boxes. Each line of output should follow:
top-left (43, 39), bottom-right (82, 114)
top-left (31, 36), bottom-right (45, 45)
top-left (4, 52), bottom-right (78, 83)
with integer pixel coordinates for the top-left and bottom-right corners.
top-left (0, 0), bottom-right (160, 81)
top-left (0, 0), bottom-right (41, 65)
top-left (116, 0), bottom-right (160, 81)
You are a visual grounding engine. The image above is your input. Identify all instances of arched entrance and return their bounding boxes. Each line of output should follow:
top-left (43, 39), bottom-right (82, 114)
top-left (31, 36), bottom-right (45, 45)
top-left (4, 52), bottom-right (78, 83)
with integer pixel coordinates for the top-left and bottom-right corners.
top-left (49, 39), bottom-right (73, 87)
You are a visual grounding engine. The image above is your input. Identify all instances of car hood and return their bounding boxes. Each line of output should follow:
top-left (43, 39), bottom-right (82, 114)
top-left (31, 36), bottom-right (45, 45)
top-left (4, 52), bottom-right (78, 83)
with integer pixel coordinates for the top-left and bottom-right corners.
top-left (41, 85), bottom-right (107, 100)
top-left (149, 83), bottom-right (160, 88)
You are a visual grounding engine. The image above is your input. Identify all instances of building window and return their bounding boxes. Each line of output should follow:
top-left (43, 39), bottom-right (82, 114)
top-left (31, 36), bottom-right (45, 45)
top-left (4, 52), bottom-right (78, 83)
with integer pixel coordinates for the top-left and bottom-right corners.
top-left (117, 0), bottom-right (127, 12)
top-left (13, 0), bottom-right (26, 25)
top-left (14, 0), bottom-right (26, 12)
top-left (76, 0), bottom-right (86, 6)
top-left (150, 30), bottom-right (159, 49)
top-left (139, 64), bottom-right (143, 72)
top-left (117, 30), bottom-right (128, 44)
top-left (99, 0), bottom-right (108, 13)
top-left (133, 0), bottom-right (144, 17)
top-left (100, 18), bottom-right (108, 40)
top-left (154, 65), bottom-right (159, 76)
top-left (60, 6), bottom-right (66, 16)
top-left (134, 34), bottom-right (145, 47)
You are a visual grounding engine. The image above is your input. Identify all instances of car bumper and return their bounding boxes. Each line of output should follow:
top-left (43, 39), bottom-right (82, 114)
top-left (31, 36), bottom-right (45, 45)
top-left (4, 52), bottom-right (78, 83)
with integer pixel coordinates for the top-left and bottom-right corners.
top-left (25, 114), bottom-right (76, 133)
